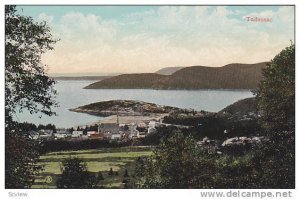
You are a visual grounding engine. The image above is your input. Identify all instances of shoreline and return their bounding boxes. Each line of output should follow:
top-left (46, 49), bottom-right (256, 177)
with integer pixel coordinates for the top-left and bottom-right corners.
top-left (78, 113), bottom-right (168, 128)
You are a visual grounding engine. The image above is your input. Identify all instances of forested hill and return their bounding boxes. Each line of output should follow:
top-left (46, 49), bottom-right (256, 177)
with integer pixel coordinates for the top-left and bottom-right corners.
top-left (218, 97), bottom-right (258, 121)
top-left (84, 62), bottom-right (268, 90)
top-left (84, 73), bottom-right (165, 89)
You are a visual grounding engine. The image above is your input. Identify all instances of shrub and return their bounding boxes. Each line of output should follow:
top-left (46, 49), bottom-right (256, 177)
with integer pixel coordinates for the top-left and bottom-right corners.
top-left (56, 157), bottom-right (99, 188)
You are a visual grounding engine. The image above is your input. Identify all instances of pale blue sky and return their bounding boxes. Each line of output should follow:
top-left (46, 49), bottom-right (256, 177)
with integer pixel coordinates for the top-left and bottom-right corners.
top-left (17, 6), bottom-right (294, 74)
top-left (19, 6), bottom-right (282, 20)
top-left (19, 6), bottom-right (156, 22)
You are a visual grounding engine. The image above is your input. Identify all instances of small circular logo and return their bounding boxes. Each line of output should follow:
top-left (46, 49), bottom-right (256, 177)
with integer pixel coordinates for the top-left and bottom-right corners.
top-left (45, 176), bottom-right (53, 183)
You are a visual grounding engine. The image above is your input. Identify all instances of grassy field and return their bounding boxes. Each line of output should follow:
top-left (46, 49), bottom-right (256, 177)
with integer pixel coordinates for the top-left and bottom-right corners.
top-left (32, 146), bottom-right (153, 189)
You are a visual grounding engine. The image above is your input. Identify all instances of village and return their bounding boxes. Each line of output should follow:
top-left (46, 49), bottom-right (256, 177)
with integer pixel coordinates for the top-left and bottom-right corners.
top-left (28, 117), bottom-right (184, 142)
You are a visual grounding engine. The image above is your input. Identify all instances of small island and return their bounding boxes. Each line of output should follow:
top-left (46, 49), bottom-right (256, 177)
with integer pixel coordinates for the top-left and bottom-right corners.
top-left (69, 100), bottom-right (197, 116)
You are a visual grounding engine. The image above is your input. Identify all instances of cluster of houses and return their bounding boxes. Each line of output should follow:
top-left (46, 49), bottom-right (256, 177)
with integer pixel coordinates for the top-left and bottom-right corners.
top-left (29, 120), bottom-right (166, 141)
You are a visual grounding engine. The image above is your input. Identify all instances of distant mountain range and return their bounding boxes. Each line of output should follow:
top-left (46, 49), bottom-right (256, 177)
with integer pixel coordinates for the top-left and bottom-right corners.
top-left (155, 67), bottom-right (184, 75)
top-left (84, 62), bottom-right (268, 90)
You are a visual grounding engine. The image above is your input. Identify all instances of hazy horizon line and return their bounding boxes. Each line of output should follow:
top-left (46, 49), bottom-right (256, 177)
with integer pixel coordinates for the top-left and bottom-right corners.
top-left (48, 61), bottom-right (269, 77)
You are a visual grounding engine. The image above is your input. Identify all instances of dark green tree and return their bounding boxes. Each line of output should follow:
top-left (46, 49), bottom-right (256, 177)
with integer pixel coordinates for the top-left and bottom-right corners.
top-left (5, 123), bottom-right (42, 188)
top-left (5, 5), bottom-right (58, 188)
top-left (5, 5), bottom-right (58, 119)
top-left (56, 157), bottom-right (99, 188)
top-left (123, 169), bottom-right (129, 178)
top-left (108, 167), bottom-right (114, 176)
top-left (253, 44), bottom-right (295, 188)
top-left (137, 131), bottom-right (217, 188)
top-left (134, 157), bottom-right (145, 178)
top-left (251, 131), bottom-right (295, 188)
top-left (97, 172), bottom-right (104, 181)
top-left (255, 44), bottom-right (295, 133)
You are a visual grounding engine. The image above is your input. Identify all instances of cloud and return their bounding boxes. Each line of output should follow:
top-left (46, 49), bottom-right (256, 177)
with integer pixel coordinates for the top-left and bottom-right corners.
top-left (40, 6), bottom-right (294, 74)
top-left (57, 12), bottom-right (118, 43)
top-left (37, 13), bottom-right (54, 24)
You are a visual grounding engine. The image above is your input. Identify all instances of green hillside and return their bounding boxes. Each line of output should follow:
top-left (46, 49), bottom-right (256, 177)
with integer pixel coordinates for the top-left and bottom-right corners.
top-left (219, 97), bottom-right (257, 116)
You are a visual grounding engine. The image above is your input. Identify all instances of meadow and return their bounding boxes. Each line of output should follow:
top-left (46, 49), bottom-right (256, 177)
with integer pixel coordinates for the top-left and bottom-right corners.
top-left (32, 146), bottom-right (153, 188)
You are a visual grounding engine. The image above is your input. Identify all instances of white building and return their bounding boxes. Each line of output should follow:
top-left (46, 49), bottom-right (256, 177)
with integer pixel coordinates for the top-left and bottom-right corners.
top-left (148, 127), bottom-right (157, 134)
top-left (137, 122), bottom-right (147, 128)
top-left (129, 130), bottom-right (138, 139)
top-left (111, 133), bottom-right (121, 140)
top-left (148, 121), bottom-right (162, 129)
top-left (29, 131), bottom-right (39, 140)
top-left (104, 132), bottom-right (112, 139)
top-left (72, 131), bottom-right (83, 138)
top-left (39, 134), bottom-right (52, 139)
top-left (54, 133), bottom-right (68, 139)
top-left (40, 129), bottom-right (53, 136)
top-left (31, 135), bottom-right (39, 140)
top-left (87, 131), bottom-right (98, 137)
top-left (37, 129), bottom-right (53, 139)
top-left (56, 128), bottom-right (67, 134)
top-left (99, 123), bottom-right (119, 134)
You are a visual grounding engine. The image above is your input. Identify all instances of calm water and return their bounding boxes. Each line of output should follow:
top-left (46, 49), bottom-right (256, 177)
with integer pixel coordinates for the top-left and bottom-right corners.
top-left (15, 81), bottom-right (254, 128)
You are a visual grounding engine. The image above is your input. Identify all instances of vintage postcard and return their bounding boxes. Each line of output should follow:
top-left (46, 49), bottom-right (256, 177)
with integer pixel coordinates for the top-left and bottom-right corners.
top-left (4, 3), bottom-right (296, 198)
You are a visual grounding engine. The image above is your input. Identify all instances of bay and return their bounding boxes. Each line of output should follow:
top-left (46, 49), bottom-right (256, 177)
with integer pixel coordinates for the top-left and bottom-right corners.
top-left (15, 80), bottom-right (255, 128)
